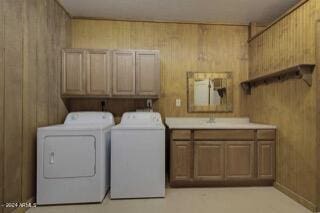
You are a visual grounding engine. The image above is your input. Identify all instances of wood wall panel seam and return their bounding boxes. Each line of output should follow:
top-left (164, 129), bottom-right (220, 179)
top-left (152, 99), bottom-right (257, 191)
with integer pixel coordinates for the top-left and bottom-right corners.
top-left (22, 0), bottom-right (37, 201)
top-left (315, 19), bottom-right (320, 211)
top-left (20, 0), bottom-right (25, 204)
top-left (0, 0), bottom-right (4, 211)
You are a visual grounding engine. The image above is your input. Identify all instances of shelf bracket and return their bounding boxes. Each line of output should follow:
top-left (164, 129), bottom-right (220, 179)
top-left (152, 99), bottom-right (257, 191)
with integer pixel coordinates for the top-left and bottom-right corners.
top-left (241, 64), bottom-right (315, 95)
top-left (241, 82), bottom-right (251, 95)
top-left (299, 66), bottom-right (313, 86)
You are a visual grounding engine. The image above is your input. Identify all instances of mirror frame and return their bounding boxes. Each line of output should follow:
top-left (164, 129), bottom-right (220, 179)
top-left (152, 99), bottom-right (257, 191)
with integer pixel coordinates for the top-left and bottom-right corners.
top-left (187, 72), bottom-right (233, 112)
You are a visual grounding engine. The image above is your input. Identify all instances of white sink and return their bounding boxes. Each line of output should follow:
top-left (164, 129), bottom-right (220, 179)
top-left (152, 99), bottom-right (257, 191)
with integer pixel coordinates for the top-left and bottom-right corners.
top-left (165, 117), bottom-right (276, 129)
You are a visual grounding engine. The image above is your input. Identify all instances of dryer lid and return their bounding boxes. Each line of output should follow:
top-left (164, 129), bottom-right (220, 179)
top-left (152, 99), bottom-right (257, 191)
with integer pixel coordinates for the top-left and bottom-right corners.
top-left (120, 112), bottom-right (163, 126)
top-left (64, 112), bottom-right (115, 126)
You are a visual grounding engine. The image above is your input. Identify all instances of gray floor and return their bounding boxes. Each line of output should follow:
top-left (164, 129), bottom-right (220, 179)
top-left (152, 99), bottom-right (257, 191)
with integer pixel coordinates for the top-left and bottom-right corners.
top-left (27, 187), bottom-right (311, 213)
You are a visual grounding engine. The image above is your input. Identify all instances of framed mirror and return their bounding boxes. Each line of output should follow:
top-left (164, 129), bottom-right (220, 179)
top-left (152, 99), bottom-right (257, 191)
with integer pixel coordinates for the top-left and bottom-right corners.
top-left (187, 72), bottom-right (233, 112)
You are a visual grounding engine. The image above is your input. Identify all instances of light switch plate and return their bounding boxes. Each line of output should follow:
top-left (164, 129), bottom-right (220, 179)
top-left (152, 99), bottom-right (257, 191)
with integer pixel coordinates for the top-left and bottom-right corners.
top-left (176, 99), bottom-right (181, 107)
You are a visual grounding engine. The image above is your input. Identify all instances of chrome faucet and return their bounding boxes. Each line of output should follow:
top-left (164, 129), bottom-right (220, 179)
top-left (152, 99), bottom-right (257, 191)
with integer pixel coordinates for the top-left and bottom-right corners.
top-left (207, 115), bottom-right (215, 123)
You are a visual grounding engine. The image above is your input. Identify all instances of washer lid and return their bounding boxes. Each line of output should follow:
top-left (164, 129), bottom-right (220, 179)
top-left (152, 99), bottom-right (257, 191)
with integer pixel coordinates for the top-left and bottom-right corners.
top-left (64, 112), bottom-right (115, 126)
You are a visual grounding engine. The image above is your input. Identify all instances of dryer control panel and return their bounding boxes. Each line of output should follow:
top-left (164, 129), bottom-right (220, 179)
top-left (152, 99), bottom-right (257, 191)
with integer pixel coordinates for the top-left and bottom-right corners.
top-left (64, 112), bottom-right (115, 125)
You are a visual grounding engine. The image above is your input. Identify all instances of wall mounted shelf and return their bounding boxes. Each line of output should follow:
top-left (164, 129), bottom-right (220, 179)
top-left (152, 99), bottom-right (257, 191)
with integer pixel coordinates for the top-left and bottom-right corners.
top-left (241, 64), bottom-right (315, 95)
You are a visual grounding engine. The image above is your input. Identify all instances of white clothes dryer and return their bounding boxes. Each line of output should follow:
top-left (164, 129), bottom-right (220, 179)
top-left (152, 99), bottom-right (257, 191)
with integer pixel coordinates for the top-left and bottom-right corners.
top-left (37, 112), bottom-right (114, 205)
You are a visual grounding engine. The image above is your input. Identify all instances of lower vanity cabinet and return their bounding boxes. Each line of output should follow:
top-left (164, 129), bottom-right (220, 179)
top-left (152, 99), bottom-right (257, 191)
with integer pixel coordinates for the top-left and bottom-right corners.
top-left (257, 130), bottom-right (276, 180)
top-left (170, 130), bottom-right (193, 183)
top-left (194, 141), bottom-right (224, 181)
top-left (170, 141), bottom-right (193, 182)
top-left (170, 129), bottom-right (276, 186)
top-left (257, 141), bottom-right (275, 179)
top-left (225, 141), bottom-right (254, 179)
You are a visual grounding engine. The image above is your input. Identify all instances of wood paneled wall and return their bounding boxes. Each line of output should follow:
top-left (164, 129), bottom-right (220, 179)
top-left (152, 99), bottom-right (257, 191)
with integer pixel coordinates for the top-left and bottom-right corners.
top-left (316, 20), bottom-right (320, 212)
top-left (0, 0), bottom-right (4, 211)
top-left (70, 20), bottom-right (248, 119)
top-left (0, 0), bottom-right (71, 212)
top-left (246, 0), bottom-right (320, 211)
top-left (68, 99), bottom-right (148, 123)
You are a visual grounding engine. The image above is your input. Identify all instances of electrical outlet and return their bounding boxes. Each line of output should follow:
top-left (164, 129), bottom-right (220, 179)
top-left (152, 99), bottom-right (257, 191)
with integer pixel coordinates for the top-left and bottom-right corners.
top-left (101, 100), bottom-right (107, 111)
top-left (147, 99), bottom-right (153, 109)
top-left (176, 99), bottom-right (181, 107)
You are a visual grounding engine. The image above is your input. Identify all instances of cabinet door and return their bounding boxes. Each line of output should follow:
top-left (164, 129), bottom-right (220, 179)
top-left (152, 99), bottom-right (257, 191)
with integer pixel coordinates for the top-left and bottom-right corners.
top-left (112, 50), bottom-right (136, 95)
top-left (87, 50), bottom-right (111, 96)
top-left (194, 141), bottom-right (224, 181)
top-left (225, 141), bottom-right (254, 179)
top-left (257, 141), bottom-right (275, 179)
top-left (171, 140), bottom-right (192, 182)
top-left (62, 49), bottom-right (86, 95)
top-left (136, 50), bottom-right (160, 96)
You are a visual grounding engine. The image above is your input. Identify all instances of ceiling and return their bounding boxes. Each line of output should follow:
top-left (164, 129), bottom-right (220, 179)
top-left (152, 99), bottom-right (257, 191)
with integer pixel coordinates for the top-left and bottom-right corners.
top-left (58, 0), bottom-right (300, 25)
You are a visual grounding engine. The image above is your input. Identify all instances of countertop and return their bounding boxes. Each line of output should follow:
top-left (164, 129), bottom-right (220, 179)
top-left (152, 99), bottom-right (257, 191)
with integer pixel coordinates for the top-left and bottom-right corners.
top-left (165, 117), bottom-right (277, 129)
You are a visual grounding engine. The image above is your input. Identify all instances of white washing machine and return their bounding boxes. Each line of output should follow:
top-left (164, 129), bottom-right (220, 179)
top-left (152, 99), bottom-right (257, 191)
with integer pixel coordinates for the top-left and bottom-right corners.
top-left (111, 112), bottom-right (165, 199)
top-left (37, 112), bottom-right (114, 205)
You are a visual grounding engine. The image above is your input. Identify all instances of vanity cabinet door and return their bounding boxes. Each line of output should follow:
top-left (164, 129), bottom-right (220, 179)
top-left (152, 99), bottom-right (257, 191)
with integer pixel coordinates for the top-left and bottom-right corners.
top-left (257, 141), bottom-right (275, 180)
top-left (135, 50), bottom-right (160, 96)
top-left (171, 140), bottom-right (193, 182)
top-left (112, 50), bottom-right (136, 95)
top-left (194, 141), bottom-right (224, 181)
top-left (62, 49), bottom-right (86, 96)
top-left (225, 141), bottom-right (254, 179)
top-left (86, 50), bottom-right (111, 96)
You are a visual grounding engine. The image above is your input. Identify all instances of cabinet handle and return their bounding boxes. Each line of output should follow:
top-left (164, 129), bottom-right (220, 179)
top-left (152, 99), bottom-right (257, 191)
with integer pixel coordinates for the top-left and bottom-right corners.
top-left (50, 152), bottom-right (55, 164)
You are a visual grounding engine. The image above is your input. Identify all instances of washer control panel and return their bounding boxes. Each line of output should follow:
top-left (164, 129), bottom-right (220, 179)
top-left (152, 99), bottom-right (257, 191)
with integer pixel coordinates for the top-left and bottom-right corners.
top-left (121, 112), bottom-right (162, 126)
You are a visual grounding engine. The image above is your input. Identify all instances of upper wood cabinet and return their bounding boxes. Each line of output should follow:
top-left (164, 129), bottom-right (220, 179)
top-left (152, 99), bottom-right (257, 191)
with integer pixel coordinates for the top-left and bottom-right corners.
top-left (62, 49), bottom-right (86, 96)
top-left (112, 50), bottom-right (136, 95)
top-left (87, 50), bottom-right (111, 96)
top-left (62, 49), bottom-right (111, 97)
top-left (136, 50), bottom-right (160, 96)
top-left (62, 48), bottom-right (160, 98)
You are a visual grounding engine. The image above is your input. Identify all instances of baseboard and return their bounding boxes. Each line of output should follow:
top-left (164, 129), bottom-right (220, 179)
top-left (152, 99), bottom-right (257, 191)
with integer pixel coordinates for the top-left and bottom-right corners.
top-left (7, 186), bottom-right (320, 212)
top-left (274, 182), bottom-right (317, 212)
top-left (11, 197), bottom-right (35, 213)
